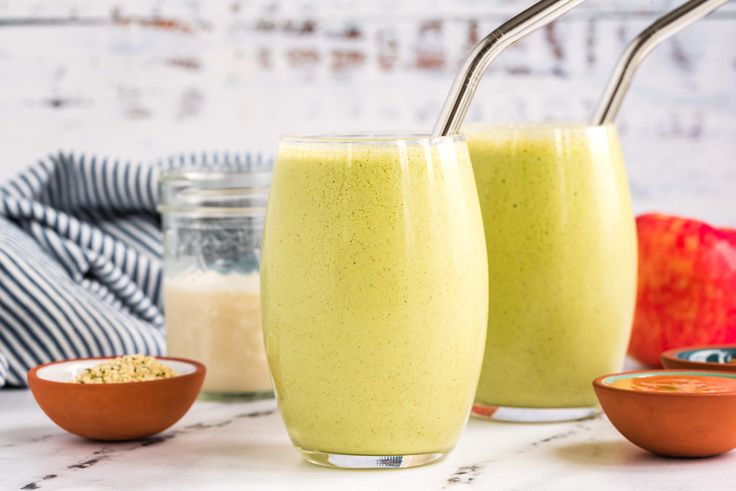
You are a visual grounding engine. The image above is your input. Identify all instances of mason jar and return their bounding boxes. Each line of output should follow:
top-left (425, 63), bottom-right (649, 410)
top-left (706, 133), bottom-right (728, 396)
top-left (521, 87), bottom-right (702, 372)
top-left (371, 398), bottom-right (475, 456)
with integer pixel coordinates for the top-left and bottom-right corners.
top-left (159, 158), bottom-right (273, 400)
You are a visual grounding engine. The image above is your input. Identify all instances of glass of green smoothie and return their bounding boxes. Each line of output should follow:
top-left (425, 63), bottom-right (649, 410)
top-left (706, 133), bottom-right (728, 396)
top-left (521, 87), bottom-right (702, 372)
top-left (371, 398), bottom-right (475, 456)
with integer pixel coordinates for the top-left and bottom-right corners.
top-left (465, 122), bottom-right (637, 422)
top-left (260, 134), bottom-right (488, 468)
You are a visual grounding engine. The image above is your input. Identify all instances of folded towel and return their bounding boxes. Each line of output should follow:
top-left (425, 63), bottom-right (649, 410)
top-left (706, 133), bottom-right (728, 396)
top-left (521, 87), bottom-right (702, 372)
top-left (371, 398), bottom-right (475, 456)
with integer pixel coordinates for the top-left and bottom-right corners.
top-left (0, 151), bottom-right (267, 387)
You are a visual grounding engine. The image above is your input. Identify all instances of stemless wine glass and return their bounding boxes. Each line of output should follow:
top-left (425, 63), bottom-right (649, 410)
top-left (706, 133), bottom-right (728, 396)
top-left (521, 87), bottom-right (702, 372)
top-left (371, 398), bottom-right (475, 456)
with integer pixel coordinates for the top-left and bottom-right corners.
top-left (465, 123), bottom-right (637, 422)
top-left (260, 134), bottom-right (488, 468)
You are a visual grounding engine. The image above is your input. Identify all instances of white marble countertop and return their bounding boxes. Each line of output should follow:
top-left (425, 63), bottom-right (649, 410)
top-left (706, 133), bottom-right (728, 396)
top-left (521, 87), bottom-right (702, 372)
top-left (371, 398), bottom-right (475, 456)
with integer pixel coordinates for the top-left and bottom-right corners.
top-left (1, 389), bottom-right (732, 491)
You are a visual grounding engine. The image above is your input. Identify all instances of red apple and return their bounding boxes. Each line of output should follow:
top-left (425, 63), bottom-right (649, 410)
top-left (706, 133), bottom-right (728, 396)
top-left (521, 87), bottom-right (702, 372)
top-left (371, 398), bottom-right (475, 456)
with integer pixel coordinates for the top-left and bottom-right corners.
top-left (629, 213), bottom-right (736, 367)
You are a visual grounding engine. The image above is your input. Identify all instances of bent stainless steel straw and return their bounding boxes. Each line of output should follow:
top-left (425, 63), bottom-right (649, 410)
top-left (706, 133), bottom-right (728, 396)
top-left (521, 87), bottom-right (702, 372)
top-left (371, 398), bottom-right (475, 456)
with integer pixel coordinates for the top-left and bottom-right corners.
top-left (593, 0), bottom-right (729, 125)
top-left (432, 0), bottom-right (587, 137)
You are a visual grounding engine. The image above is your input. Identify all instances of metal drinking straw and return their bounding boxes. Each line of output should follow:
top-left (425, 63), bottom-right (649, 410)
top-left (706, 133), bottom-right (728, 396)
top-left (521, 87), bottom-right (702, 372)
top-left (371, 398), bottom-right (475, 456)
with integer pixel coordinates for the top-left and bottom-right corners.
top-left (432, 0), bottom-right (587, 137)
top-left (593, 0), bottom-right (729, 125)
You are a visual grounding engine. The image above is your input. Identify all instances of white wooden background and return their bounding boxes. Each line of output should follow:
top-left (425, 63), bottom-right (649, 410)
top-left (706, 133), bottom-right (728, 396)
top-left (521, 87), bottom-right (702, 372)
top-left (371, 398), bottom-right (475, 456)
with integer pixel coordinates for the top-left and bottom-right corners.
top-left (0, 0), bottom-right (734, 225)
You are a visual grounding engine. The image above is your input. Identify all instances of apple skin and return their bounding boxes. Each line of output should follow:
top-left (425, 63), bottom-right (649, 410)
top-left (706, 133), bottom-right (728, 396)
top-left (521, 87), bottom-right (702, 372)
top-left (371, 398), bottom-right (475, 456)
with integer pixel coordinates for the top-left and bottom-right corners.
top-left (629, 213), bottom-right (736, 367)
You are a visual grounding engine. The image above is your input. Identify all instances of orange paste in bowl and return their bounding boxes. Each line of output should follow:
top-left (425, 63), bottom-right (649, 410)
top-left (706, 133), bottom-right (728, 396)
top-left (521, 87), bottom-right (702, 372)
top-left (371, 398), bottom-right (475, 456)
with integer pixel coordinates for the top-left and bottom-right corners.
top-left (609, 375), bottom-right (736, 394)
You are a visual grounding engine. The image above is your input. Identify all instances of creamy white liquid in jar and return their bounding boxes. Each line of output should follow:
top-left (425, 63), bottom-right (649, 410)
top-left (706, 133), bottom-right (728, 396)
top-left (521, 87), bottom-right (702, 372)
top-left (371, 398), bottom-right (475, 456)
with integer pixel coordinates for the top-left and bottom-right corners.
top-left (164, 271), bottom-right (272, 396)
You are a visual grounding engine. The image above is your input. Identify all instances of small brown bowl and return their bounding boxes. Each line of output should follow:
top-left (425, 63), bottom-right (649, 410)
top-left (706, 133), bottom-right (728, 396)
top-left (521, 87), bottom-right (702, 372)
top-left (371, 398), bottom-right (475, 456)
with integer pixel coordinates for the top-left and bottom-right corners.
top-left (28, 356), bottom-right (205, 441)
top-left (593, 369), bottom-right (736, 458)
top-left (661, 344), bottom-right (736, 372)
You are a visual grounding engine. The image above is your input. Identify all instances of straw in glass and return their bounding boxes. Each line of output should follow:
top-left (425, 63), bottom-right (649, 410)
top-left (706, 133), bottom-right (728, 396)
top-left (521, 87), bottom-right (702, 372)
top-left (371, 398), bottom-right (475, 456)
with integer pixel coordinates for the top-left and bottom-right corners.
top-left (432, 0), bottom-right (588, 137)
top-left (593, 0), bottom-right (729, 125)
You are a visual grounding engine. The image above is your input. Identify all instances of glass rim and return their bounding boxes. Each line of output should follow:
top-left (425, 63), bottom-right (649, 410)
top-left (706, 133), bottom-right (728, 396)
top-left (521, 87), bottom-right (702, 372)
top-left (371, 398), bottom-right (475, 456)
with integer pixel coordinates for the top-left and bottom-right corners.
top-left (159, 174), bottom-right (269, 217)
top-left (463, 121), bottom-right (617, 132)
top-left (157, 205), bottom-right (267, 217)
top-left (279, 132), bottom-right (466, 145)
top-left (159, 169), bottom-right (272, 185)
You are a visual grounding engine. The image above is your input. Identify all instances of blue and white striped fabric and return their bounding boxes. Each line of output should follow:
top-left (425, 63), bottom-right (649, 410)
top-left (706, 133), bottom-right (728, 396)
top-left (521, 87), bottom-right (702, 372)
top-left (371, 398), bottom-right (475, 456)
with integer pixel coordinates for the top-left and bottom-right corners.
top-left (0, 153), bottom-right (165, 387)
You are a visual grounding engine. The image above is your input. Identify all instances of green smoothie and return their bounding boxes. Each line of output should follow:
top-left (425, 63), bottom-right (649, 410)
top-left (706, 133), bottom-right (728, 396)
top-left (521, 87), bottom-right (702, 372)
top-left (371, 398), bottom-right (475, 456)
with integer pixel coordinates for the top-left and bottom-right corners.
top-left (466, 123), bottom-right (637, 409)
top-left (261, 135), bottom-right (488, 457)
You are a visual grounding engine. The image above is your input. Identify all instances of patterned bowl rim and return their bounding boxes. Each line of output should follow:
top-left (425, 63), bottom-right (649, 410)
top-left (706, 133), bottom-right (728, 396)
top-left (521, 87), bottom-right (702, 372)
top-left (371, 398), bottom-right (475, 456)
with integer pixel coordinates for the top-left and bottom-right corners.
top-left (661, 344), bottom-right (736, 363)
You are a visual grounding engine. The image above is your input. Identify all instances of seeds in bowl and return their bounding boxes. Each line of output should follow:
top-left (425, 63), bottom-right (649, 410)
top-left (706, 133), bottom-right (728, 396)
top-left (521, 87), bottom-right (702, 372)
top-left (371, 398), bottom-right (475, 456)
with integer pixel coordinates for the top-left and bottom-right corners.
top-left (75, 355), bottom-right (176, 384)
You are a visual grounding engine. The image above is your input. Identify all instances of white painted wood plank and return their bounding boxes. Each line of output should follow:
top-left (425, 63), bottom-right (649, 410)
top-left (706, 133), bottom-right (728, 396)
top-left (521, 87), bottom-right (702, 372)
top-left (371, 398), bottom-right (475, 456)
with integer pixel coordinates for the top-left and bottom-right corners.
top-left (0, 0), bottom-right (733, 225)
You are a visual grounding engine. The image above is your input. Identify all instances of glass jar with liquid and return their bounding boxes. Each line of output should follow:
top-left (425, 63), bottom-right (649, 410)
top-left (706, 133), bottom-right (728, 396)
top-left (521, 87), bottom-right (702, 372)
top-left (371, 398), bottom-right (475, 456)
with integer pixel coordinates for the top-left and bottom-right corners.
top-left (159, 158), bottom-right (273, 400)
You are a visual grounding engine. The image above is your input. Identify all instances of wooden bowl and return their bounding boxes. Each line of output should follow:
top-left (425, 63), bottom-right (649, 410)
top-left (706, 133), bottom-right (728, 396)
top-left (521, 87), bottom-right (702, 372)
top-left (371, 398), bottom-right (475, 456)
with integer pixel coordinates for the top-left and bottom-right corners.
top-left (28, 356), bottom-right (205, 441)
top-left (593, 369), bottom-right (736, 458)
top-left (661, 345), bottom-right (736, 372)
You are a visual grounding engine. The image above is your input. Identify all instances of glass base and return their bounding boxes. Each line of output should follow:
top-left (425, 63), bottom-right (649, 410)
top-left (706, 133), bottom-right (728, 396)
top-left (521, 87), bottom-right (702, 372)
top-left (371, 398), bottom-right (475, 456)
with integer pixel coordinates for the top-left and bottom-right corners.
top-left (472, 402), bottom-right (600, 423)
top-left (297, 447), bottom-right (446, 469)
top-left (198, 390), bottom-right (274, 402)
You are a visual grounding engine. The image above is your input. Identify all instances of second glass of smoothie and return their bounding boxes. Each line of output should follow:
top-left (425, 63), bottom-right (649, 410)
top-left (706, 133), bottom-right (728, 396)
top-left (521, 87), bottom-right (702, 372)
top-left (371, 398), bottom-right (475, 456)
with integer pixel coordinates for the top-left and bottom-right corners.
top-left (261, 134), bottom-right (488, 468)
top-left (466, 123), bottom-right (637, 422)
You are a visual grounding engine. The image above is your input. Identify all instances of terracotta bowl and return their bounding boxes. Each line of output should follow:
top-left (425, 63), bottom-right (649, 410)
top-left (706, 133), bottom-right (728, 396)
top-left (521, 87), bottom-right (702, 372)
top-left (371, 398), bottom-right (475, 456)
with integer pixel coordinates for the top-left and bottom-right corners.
top-left (661, 344), bottom-right (736, 372)
top-left (593, 369), bottom-right (736, 458)
top-left (28, 356), bottom-right (205, 441)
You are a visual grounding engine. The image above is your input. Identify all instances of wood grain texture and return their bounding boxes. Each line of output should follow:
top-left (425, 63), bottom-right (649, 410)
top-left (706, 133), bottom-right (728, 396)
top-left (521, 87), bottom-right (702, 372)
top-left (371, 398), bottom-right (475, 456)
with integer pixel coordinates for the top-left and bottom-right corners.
top-left (0, 0), bottom-right (734, 224)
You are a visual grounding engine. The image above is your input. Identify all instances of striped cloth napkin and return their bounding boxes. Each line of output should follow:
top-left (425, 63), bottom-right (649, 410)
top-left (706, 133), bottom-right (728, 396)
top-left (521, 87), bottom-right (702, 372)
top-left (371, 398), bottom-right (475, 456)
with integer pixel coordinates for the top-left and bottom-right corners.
top-left (0, 151), bottom-right (270, 387)
top-left (0, 153), bottom-right (165, 387)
